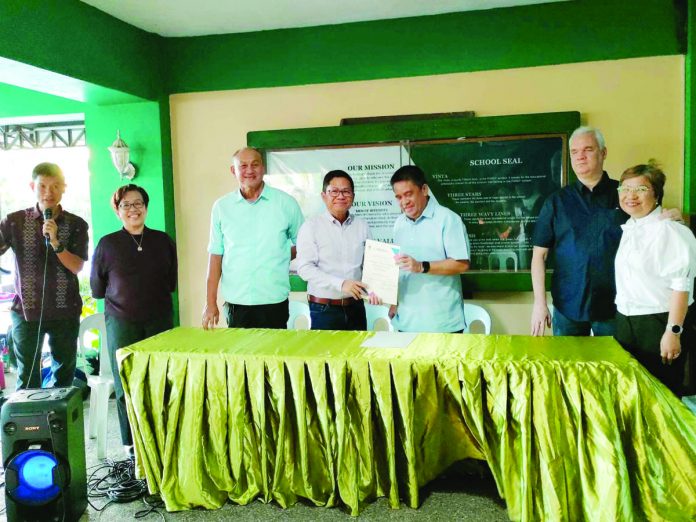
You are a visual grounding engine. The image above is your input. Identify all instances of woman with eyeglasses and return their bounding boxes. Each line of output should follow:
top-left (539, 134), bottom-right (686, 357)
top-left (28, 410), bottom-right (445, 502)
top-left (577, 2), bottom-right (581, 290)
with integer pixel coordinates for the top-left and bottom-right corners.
top-left (614, 162), bottom-right (696, 396)
top-left (90, 184), bottom-right (178, 456)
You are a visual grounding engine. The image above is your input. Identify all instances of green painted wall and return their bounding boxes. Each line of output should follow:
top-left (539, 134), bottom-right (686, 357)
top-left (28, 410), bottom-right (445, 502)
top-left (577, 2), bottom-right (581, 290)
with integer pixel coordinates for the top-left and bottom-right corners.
top-left (85, 103), bottom-right (166, 237)
top-left (0, 82), bottom-right (85, 117)
top-left (85, 101), bottom-right (179, 322)
top-left (0, 0), bottom-right (686, 98)
top-left (0, 0), bottom-right (164, 101)
top-left (165, 0), bottom-right (685, 93)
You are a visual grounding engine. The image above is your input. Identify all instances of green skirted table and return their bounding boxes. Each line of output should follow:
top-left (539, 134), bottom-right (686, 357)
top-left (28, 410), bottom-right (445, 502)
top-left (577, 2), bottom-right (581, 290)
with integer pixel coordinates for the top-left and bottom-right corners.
top-left (117, 327), bottom-right (696, 520)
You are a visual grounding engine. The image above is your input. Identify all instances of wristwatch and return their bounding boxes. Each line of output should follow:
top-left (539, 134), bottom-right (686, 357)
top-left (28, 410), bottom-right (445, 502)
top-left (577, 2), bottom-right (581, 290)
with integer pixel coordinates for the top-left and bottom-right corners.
top-left (666, 323), bottom-right (683, 335)
top-left (52, 242), bottom-right (65, 254)
top-left (422, 261), bottom-right (430, 274)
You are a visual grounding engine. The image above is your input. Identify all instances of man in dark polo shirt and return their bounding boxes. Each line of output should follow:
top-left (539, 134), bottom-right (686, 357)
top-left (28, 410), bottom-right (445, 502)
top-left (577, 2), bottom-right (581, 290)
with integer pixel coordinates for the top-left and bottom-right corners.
top-left (0, 162), bottom-right (88, 388)
top-left (530, 127), bottom-right (682, 337)
top-left (530, 127), bottom-right (624, 337)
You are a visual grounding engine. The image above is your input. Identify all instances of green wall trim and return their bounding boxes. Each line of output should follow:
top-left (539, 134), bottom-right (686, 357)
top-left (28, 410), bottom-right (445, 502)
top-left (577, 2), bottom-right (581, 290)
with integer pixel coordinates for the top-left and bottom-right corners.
top-left (165, 0), bottom-right (684, 94)
top-left (157, 96), bottom-right (179, 324)
top-left (0, 0), bottom-right (685, 99)
top-left (157, 97), bottom-right (177, 241)
top-left (248, 111), bottom-right (581, 149)
top-left (0, 0), bottom-right (164, 101)
top-left (255, 111), bottom-right (580, 292)
top-left (0, 57), bottom-right (147, 106)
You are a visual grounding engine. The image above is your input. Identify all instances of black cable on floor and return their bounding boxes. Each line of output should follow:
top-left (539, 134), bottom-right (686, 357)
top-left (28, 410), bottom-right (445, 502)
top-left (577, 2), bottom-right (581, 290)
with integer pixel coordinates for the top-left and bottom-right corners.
top-left (135, 494), bottom-right (165, 520)
top-left (86, 457), bottom-right (164, 519)
top-left (0, 457), bottom-right (164, 519)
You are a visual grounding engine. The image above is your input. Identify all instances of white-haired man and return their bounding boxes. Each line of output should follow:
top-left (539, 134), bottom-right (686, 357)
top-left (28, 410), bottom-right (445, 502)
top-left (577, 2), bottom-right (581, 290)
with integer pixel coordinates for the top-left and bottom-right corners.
top-left (531, 126), bottom-right (679, 337)
top-left (202, 147), bottom-right (304, 330)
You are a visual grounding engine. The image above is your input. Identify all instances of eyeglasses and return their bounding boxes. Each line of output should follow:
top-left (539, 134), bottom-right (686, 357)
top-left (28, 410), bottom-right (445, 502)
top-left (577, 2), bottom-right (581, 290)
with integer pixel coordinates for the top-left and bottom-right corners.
top-left (119, 201), bottom-right (145, 210)
top-left (325, 188), bottom-right (354, 198)
top-left (617, 185), bottom-right (651, 195)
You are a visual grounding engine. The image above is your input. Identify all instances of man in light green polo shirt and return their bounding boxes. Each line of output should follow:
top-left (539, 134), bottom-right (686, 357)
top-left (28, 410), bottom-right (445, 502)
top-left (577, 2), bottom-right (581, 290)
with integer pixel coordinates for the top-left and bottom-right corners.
top-left (202, 147), bottom-right (304, 329)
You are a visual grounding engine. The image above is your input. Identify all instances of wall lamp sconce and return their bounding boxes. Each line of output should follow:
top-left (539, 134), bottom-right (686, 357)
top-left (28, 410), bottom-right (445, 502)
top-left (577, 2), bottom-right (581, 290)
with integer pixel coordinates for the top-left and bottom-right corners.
top-left (108, 130), bottom-right (136, 180)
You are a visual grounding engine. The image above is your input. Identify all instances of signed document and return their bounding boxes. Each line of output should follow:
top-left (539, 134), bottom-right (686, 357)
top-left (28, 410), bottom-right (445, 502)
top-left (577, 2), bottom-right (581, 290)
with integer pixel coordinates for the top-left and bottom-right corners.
top-left (361, 239), bottom-right (400, 306)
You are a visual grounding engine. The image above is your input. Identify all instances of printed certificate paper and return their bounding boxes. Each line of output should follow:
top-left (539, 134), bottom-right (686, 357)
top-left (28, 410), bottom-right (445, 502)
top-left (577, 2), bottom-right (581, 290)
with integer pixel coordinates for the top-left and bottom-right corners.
top-left (361, 239), bottom-right (400, 306)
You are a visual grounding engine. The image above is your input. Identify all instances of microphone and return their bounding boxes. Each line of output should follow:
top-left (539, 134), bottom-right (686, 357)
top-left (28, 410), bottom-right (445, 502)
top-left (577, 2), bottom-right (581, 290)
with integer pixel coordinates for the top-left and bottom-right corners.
top-left (43, 208), bottom-right (52, 246)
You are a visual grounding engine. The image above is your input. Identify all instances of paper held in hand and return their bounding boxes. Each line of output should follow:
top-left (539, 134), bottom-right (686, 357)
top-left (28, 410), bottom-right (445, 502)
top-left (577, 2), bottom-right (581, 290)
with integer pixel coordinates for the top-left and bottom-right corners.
top-left (361, 239), bottom-right (400, 306)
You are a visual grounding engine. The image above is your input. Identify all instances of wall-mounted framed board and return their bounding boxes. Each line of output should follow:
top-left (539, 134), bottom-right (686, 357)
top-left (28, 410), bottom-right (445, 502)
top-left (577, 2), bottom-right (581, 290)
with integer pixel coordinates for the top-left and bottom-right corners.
top-left (249, 111), bottom-right (581, 291)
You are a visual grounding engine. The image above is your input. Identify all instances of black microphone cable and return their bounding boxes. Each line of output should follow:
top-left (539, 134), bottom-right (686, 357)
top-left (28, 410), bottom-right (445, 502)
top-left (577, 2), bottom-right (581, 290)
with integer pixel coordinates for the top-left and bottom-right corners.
top-left (26, 234), bottom-right (51, 389)
top-left (27, 207), bottom-right (54, 388)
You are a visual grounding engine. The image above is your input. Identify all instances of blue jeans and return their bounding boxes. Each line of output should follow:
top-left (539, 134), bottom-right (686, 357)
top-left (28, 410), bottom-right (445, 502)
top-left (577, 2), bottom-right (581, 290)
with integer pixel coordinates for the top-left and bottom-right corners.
top-left (11, 311), bottom-right (79, 389)
top-left (309, 301), bottom-right (367, 331)
top-left (552, 307), bottom-right (616, 337)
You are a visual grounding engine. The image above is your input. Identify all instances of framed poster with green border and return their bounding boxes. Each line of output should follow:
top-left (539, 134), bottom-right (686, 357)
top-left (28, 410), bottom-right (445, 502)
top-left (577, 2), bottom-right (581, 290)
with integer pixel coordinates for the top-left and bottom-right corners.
top-left (248, 111), bottom-right (580, 291)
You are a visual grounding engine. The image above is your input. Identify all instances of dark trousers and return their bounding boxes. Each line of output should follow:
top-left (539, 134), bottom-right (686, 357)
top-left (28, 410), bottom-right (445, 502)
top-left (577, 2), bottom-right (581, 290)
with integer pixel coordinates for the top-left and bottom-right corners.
top-left (11, 311), bottom-right (79, 389)
top-left (615, 310), bottom-right (693, 397)
top-left (309, 300), bottom-right (367, 331)
top-left (106, 314), bottom-right (174, 446)
top-left (225, 300), bottom-right (289, 329)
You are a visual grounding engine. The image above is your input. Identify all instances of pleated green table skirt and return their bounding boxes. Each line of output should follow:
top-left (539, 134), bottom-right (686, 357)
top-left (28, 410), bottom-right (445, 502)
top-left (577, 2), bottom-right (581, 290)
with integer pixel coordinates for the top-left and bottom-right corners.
top-left (118, 328), bottom-right (696, 520)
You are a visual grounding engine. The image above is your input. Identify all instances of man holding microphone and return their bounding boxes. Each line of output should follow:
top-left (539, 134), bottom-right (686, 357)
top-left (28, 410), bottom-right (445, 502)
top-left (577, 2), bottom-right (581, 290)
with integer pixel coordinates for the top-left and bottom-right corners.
top-left (0, 162), bottom-right (88, 389)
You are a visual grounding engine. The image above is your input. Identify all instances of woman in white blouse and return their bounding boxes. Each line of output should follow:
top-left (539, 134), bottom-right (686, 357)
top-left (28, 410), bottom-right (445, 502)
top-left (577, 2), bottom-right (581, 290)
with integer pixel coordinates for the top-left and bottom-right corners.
top-left (614, 162), bottom-right (696, 396)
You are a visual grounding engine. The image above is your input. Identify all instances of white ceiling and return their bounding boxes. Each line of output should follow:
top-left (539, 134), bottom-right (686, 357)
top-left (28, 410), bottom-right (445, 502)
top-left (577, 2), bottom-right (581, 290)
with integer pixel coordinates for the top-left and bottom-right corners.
top-left (79, 0), bottom-right (566, 37)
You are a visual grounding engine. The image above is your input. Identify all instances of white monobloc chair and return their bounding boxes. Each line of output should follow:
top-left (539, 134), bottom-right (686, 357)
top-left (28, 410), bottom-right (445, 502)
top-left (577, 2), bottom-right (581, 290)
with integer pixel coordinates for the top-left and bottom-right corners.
top-left (463, 303), bottom-right (492, 334)
top-left (365, 304), bottom-right (394, 332)
top-left (78, 313), bottom-right (114, 460)
top-left (287, 301), bottom-right (311, 330)
top-left (488, 250), bottom-right (518, 272)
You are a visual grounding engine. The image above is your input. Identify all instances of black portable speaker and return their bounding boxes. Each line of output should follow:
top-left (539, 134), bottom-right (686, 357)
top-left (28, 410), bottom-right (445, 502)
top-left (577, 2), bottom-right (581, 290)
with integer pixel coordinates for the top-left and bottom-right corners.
top-left (1, 387), bottom-right (87, 522)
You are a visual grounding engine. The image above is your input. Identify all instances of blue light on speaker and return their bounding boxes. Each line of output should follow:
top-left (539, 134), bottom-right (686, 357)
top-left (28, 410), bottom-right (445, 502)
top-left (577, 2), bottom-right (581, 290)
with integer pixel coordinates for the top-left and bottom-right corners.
top-left (21, 454), bottom-right (55, 489)
top-left (10, 450), bottom-right (60, 505)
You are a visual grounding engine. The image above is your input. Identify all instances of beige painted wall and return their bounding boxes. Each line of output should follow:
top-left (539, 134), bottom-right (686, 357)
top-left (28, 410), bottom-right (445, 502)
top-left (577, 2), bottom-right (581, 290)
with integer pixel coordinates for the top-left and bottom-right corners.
top-left (171, 55), bottom-right (684, 331)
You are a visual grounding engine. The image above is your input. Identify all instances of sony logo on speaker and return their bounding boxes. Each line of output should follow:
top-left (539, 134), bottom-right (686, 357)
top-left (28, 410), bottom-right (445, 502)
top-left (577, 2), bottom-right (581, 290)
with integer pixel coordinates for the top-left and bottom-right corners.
top-left (23, 426), bottom-right (40, 431)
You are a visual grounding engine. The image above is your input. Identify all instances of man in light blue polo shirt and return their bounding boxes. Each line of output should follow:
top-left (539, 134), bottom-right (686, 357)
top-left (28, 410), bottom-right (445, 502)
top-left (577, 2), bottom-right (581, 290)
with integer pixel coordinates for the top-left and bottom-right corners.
top-left (202, 147), bottom-right (304, 329)
top-left (390, 165), bottom-right (471, 333)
